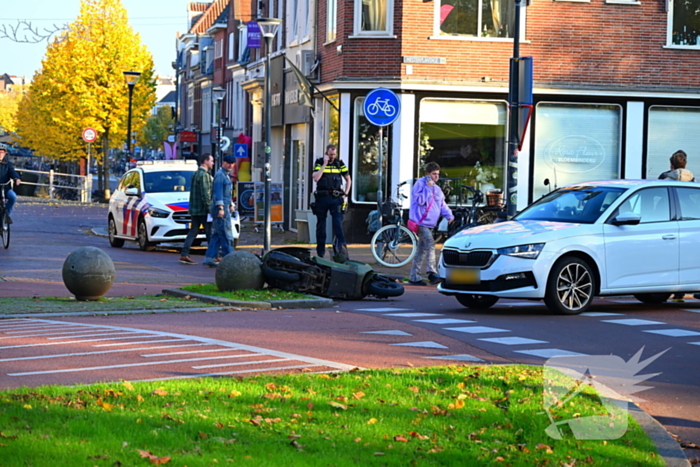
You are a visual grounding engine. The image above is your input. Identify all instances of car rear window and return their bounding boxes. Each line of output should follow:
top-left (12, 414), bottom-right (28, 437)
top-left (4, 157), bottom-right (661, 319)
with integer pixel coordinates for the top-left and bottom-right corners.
top-left (143, 171), bottom-right (193, 193)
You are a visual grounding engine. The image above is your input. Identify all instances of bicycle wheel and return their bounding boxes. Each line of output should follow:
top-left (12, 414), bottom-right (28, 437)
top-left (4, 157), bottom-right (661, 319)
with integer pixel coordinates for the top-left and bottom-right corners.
top-left (1, 211), bottom-right (9, 249)
top-left (477, 209), bottom-right (498, 225)
top-left (370, 224), bottom-right (416, 268)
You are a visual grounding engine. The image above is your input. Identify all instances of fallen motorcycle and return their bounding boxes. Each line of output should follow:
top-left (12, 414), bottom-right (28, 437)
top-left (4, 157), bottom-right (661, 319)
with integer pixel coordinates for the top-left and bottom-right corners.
top-left (261, 247), bottom-right (404, 300)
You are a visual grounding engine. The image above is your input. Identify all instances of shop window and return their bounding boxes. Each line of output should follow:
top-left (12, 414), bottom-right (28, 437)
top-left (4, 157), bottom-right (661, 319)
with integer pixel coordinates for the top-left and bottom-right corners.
top-left (647, 106), bottom-right (700, 178)
top-left (354, 97), bottom-right (389, 202)
top-left (533, 102), bottom-right (621, 200)
top-left (419, 99), bottom-right (506, 204)
top-left (354, 0), bottom-right (394, 36)
top-left (438, 0), bottom-right (516, 38)
top-left (670, 0), bottom-right (700, 46)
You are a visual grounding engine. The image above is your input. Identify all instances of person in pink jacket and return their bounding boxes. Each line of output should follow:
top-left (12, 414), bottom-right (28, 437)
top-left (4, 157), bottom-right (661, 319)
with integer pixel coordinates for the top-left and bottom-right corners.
top-left (408, 162), bottom-right (453, 286)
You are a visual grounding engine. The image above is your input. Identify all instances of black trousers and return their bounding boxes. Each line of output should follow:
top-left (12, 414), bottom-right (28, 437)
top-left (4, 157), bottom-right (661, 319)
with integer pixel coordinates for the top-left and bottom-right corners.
top-left (314, 195), bottom-right (345, 256)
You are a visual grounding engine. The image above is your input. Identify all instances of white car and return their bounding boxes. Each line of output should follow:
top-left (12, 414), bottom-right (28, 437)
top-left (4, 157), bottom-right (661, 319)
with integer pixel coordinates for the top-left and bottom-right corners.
top-left (107, 160), bottom-right (240, 251)
top-left (438, 179), bottom-right (700, 314)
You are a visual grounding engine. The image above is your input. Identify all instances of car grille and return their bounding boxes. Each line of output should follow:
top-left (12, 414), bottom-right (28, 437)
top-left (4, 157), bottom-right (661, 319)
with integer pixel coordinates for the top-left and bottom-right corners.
top-left (442, 249), bottom-right (493, 268)
top-left (172, 211), bottom-right (192, 225)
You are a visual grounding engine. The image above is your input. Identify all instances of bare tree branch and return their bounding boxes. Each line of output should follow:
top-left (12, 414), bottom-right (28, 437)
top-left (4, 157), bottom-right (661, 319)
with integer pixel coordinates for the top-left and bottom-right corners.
top-left (0, 20), bottom-right (65, 43)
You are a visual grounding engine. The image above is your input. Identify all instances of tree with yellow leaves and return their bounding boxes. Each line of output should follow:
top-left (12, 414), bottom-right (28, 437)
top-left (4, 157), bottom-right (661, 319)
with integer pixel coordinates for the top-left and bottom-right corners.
top-left (0, 82), bottom-right (27, 136)
top-left (15, 0), bottom-right (155, 198)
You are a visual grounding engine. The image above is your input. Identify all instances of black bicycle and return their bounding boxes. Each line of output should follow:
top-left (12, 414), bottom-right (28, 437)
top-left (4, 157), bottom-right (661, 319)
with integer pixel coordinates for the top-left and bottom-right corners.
top-left (435, 185), bottom-right (504, 243)
top-left (0, 180), bottom-right (12, 249)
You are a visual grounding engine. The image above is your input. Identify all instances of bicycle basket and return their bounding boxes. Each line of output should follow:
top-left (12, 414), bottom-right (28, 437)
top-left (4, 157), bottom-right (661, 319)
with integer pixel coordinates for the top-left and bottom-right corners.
top-left (381, 201), bottom-right (396, 217)
top-left (486, 189), bottom-right (504, 207)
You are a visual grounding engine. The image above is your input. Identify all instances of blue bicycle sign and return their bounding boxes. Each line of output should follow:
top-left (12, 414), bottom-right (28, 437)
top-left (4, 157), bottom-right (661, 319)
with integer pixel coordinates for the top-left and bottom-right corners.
top-left (363, 88), bottom-right (400, 126)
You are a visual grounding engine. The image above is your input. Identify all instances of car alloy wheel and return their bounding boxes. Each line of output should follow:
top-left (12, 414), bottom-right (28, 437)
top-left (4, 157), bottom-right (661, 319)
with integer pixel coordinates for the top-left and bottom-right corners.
top-left (544, 257), bottom-right (595, 315)
top-left (137, 219), bottom-right (156, 252)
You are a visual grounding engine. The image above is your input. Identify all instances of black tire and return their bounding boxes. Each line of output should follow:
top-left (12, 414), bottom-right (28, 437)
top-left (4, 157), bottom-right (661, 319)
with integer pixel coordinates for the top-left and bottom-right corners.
top-left (544, 257), bottom-right (596, 315)
top-left (233, 237), bottom-right (239, 249)
top-left (366, 276), bottom-right (404, 298)
top-left (633, 293), bottom-right (671, 304)
top-left (137, 219), bottom-right (156, 252)
top-left (1, 211), bottom-right (9, 249)
top-left (455, 294), bottom-right (499, 309)
top-left (108, 216), bottom-right (124, 248)
top-left (262, 265), bottom-right (302, 284)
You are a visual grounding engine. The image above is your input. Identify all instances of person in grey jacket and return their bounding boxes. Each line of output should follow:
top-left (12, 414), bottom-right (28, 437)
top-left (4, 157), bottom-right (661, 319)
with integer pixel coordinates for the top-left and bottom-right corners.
top-left (658, 150), bottom-right (694, 182)
top-left (202, 155), bottom-right (235, 267)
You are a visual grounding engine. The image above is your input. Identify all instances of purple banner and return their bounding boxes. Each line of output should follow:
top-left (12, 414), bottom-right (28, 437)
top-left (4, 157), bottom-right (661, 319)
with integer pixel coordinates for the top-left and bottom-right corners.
top-left (247, 22), bottom-right (261, 49)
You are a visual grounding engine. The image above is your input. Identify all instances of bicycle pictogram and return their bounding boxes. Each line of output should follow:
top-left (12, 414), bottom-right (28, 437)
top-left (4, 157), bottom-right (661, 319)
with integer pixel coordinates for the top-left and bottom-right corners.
top-left (366, 97), bottom-right (396, 117)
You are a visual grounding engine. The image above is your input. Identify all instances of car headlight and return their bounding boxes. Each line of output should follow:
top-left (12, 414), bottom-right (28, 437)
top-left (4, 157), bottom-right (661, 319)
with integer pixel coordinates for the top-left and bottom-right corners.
top-left (148, 207), bottom-right (170, 218)
top-left (497, 243), bottom-right (545, 259)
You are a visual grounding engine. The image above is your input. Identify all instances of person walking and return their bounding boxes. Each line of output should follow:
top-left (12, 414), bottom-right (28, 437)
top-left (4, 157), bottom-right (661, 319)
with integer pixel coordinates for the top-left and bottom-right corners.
top-left (0, 143), bottom-right (21, 224)
top-left (312, 144), bottom-right (352, 259)
top-left (658, 150), bottom-right (694, 301)
top-left (408, 162), bottom-right (453, 286)
top-left (202, 154), bottom-right (236, 268)
top-left (179, 153), bottom-right (214, 265)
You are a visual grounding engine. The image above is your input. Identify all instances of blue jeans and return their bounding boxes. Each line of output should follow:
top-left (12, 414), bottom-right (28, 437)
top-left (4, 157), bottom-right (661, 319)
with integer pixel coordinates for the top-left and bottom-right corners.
top-left (204, 215), bottom-right (233, 264)
top-left (314, 195), bottom-right (345, 256)
top-left (5, 189), bottom-right (16, 216)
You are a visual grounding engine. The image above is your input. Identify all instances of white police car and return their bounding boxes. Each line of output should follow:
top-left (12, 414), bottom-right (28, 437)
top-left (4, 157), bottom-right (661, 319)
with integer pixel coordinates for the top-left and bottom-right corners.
top-left (107, 160), bottom-right (240, 251)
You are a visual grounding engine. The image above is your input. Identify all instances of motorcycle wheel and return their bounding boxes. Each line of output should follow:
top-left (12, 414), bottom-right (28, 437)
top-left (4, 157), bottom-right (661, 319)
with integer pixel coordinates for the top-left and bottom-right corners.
top-left (366, 276), bottom-right (404, 298)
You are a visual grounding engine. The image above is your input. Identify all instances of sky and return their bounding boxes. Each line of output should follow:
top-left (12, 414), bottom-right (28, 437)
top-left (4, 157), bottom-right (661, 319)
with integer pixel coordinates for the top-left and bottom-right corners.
top-left (1, 0), bottom-right (191, 80)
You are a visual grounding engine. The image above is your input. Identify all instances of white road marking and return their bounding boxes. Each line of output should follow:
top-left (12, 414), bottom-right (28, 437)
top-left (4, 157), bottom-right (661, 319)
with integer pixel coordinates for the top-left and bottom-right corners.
top-left (689, 342), bottom-right (700, 346)
top-left (0, 329), bottom-right (119, 339)
top-left (355, 308), bottom-right (412, 312)
top-left (94, 339), bottom-right (192, 347)
top-left (445, 326), bottom-right (510, 334)
top-left (384, 313), bottom-right (443, 317)
top-left (360, 330), bottom-right (413, 336)
top-left (413, 319), bottom-right (476, 324)
top-left (1, 325), bottom-right (80, 332)
top-left (192, 358), bottom-right (290, 369)
top-left (494, 301), bottom-right (543, 307)
top-left (390, 341), bottom-right (448, 349)
top-left (580, 312), bottom-right (624, 317)
top-left (47, 332), bottom-right (145, 340)
top-left (643, 329), bottom-right (700, 337)
top-left (478, 337), bottom-right (548, 345)
top-left (602, 319), bottom-right (667, 326)
top-left (424, 354), bottom-right (484, 362)
top-left (682, 309), bottom-right (700, 314)
top-left (141, 348), bottom-right (246, 357)
top-left (514, 348), bottom-right (587, 358)
top-left (0, 344), bottom-right (210, 362)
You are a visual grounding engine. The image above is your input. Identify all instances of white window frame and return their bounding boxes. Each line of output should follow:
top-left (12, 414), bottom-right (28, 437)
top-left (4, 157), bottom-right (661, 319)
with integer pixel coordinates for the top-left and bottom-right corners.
top-left (666, 0), bottom-right (700, 48)
top-left (288, 0), bottom-right (299, 44)
top-left (327, 0), bottom-right (337, 42)
top-left (431, 0), bottom-right (526, 41)
top-left (351, 0), bottom-right (395, 38)
top-left (228, 32), bottom-right (235, 60)
top-left (238, 24), bottom-right (248, 60)
top-left (215, 39), bottom-right (223, 59)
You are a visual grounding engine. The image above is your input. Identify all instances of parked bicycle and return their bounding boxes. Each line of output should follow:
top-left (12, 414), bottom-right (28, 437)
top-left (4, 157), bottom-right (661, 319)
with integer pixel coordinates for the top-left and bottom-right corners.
top-left (370, 181), bottom-right (417, 268)
top-left (0, 180), bottom-right (12, 249)
top-left (434, 185), bottom-right (505, 243)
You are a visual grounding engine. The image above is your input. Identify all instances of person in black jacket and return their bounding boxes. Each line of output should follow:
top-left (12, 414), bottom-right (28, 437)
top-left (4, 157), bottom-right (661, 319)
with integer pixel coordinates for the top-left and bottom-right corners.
top-left (312, 144), bottom-right (352, 259)
top-left (0, 144), bottom-right (21, 223)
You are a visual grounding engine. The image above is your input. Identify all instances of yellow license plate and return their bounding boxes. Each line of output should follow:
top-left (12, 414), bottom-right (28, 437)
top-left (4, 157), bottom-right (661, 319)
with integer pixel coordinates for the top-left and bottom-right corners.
top-left (447, 268), bottom-right (480, 285)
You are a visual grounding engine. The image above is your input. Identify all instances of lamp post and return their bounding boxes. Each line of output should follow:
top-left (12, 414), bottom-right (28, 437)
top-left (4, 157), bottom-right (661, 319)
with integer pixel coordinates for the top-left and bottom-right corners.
top-left (123, 71), bottom-right (142, 166)
top-left (211, 86), bottom-right (226, 169)
top-left (257, 17), bottom-right (282, 253)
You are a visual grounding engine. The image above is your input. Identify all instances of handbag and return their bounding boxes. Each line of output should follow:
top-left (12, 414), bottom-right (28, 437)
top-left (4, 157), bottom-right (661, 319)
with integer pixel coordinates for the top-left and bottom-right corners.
top-left (408, 194), bottom-right (435, 233)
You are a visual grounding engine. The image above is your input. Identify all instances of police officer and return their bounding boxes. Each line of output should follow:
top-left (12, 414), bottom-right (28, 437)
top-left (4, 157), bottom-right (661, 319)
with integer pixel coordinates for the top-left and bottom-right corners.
top-left (312, 144), bottom-right (352, 259)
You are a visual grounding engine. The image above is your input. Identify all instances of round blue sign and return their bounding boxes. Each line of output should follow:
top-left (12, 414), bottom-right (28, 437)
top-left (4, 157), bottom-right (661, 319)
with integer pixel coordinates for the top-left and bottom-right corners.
top-left (363, 88), bottom-right (401, 127)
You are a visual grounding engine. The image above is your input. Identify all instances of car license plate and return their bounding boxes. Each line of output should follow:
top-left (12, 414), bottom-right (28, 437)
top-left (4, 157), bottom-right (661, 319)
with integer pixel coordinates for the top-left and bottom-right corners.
top-left (447, 268), bottom-right (480, 285)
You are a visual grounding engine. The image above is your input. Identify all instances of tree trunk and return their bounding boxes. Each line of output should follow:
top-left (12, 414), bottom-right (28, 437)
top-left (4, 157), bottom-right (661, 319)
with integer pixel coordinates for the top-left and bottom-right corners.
top-left (102, 130), bottom-right (111, 200)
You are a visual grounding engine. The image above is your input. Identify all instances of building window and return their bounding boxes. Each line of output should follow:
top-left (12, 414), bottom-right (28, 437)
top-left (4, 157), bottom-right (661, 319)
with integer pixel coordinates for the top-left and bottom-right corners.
top-left (438, 0), bottom-right (516, 37)
top-left (228, 33), bottom-right (235, 61)
top-left (533, 102), bottom-right (621, 200)
top-left (647, 106), bottom-right (700, 178)
top-left (215, 39), bottom-right (223, 58)
top-left (670, 0), bottom-right (700, 45)
top-left (327, 0), bottom-right (337, 41)
top-left (354, 0), bottom-right (394, 36)
top-left (419, 99), bottom-right (506, 204)
top-left (354, 97), bottom-right (389, 202)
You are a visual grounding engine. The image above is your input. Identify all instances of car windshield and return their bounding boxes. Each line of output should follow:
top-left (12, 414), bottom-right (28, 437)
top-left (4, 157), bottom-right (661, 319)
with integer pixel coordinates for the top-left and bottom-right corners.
top-left (514, 186), bottom-right (626, 224)
top-left (143, 171), bottom-right (192, 193)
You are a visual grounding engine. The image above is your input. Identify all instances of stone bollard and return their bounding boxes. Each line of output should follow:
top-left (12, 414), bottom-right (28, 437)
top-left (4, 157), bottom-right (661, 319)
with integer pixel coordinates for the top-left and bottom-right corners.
top-left (216, 250), bottom-right (264, 292)
top-left (62, 247), bottom-right (116, 301)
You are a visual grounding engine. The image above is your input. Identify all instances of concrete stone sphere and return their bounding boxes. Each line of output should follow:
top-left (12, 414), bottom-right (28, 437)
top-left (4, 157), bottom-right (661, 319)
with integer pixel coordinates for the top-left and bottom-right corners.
top-left (62, 247), bottom-right (116, 301)
top-left (215, 250), bottom-right (264, 291)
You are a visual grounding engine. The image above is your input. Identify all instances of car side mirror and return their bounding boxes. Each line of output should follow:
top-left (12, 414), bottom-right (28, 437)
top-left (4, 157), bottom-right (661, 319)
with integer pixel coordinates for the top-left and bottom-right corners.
top-left (611, 211), bottom-right (641, 226)
top-left (125, 187), bottom-right (139, 197)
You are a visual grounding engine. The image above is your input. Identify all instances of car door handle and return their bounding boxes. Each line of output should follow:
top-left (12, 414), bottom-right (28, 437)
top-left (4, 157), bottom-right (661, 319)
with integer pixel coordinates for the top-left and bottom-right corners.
top-left (662, 235), bottom-right (677, 240)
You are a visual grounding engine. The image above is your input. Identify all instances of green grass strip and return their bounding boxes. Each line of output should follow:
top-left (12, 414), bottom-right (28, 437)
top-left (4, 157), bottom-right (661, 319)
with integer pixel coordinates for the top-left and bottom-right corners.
top-left (181, 283), bottom-right (312, 301)
top-left (0, 365), bottom-right (663, 466)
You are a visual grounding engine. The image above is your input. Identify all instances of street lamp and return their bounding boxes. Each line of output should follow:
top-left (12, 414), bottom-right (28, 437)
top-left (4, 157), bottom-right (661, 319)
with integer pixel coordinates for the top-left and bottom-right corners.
top-left (257, 17), bottom-right (282, 253)
top-left (211, 86), bottom-right (226, 169)
top-left (123, 70), bottom-right (142, 165)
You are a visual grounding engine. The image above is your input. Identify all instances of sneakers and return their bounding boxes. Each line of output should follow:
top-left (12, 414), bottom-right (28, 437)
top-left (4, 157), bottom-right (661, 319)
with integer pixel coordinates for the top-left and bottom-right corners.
top-left (427, 273), bottom-right (441, 285)
top-left (202, 260), bottom-right (218, 268)
top-left (408, 280), bottom-right (428, 286)
top-left (179, 256), bottom-right (197, 265)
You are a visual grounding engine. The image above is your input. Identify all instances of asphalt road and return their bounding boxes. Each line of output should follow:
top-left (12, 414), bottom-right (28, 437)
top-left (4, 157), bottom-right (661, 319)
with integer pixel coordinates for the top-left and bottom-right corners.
top-left (1, 201), bottom-right (699, 462)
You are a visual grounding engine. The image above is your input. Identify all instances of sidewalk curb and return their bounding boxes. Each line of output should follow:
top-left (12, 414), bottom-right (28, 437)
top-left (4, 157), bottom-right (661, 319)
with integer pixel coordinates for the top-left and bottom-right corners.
top-left (628, 403), bottom-right (691, 467)
top-left (161, 288), bottom-right (335, 310)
